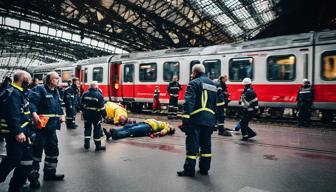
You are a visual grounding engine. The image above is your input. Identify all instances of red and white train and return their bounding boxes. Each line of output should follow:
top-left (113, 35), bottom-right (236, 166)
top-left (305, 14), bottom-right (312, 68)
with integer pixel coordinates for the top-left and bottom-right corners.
top-left (31, 30), bottom-right (336, 120)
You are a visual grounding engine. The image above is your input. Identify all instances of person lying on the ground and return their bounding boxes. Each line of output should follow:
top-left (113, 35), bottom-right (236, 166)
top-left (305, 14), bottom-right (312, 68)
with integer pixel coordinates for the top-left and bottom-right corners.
top-left (105, 101), bottom-right (128, 125)
top-left (104, 119), bottom-right (175, 140)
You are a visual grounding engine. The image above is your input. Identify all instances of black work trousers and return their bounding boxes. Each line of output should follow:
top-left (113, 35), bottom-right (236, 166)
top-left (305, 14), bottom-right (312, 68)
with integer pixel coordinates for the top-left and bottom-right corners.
top-left (183, 124), bottom-right (213, 174)
top-left (84, 117), bottom-right (103, 147)
top-left (65, 105), bottom-right (76, 128)
top-left (240, 112), bottom-right (256, 137)
top-left (0, 135), bottom-right (32, 190)
top-left (168, 96), bottom-right (178, 118)
top-left (298, 103), bottom-right (312, 126)
top-left (32, 129), bottom-right (59, 176)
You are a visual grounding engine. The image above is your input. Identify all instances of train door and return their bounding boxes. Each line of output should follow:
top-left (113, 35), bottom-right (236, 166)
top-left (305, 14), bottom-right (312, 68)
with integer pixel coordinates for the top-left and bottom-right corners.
top-left (109, 62), bottom-right (122, 101)
top-left (314, 41), bottom-right (336, 111)
top-left (122, 64), bottom-right (135, 99)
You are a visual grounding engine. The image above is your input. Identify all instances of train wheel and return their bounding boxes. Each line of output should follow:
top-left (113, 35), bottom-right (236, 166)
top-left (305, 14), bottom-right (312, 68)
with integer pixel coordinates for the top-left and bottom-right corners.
top-left (321, 110), bottom-right (335, 124)
top-left (131, 103), bottom-right (143, 113)
top-left (268, 108), bottom-right (284, 118)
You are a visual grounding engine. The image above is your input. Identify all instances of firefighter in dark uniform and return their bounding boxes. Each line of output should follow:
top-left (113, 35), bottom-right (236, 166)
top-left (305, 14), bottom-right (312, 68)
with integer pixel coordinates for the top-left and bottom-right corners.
top-left (216, 75), bottom-right (232, 136)
top-left (63, 78), bottom-right (79, 129)
top-left (239, 78), bottom-right (258, 141)
top-left (81, 81), bottom-right (107, 151)
top-left (28, 71), bottom-right (65, 188)
top-left (167, 75), bottom-right (182, 119)
top-left (0, 70), bottom-right (34, 191)
top-left (296, 79), bottom-right (314, 127)
top-left (0, 76), bottom-right (12, 143)
top-left (177, 64), bottom-right (217, 177)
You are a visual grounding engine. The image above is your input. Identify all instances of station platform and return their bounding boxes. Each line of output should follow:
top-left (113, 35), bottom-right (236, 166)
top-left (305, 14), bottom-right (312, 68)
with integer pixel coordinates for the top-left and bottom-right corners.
top-left (1, 114), bottom-right (336, 192)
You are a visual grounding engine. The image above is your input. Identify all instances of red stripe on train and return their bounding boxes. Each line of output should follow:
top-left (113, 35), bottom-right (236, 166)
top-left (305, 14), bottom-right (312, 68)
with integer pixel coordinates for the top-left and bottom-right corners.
top-left (82, 83), bottom-right (336, 103)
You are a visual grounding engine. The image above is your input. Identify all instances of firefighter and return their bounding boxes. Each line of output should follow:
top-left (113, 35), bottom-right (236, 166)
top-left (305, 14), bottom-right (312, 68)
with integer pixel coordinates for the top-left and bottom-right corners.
top-left (28, 71), bottom-right (65, 188)
top-left (106, 119), bottom-right (175, 140)
top-left (63, 78), bottom-right (79, 129)
top-left (0, 70), bottom-right (34, 192)
top-left (167, 75), bottom-right (182, 119)
top-left (177, 64), bottom-right (217, 177)
top-left (297, 79), bottom-right (314, 127)
top-left (81, 81), bottom-right (107, 151)
top-left (152, 86), bottom-right (161, 113)
top-left (29, 78), bottom-right (39, 89)
top-left (216, 75), bottom-right (232, 136)
top-left (239, 78), bottom-right (258, 141)
top-left (104, 101), bottom-right (128, 125)
top-left (0, 76), bottom-right (12, 142)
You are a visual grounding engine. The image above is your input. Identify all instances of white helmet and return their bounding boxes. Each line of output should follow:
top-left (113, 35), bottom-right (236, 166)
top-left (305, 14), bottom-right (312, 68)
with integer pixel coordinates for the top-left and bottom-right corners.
top-left (242, 77), bottom-right (252, 85)
top-left (303, 79), bottom-right (310, 83)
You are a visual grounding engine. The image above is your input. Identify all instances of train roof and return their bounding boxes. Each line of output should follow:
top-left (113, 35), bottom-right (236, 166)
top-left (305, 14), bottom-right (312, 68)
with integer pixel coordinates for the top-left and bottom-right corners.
top-left (75, 55), bottom-right (113, 66)
top-left (30, 61), bottom-right (74, 72)
top-left (115, 30), bottom-right (336, 60)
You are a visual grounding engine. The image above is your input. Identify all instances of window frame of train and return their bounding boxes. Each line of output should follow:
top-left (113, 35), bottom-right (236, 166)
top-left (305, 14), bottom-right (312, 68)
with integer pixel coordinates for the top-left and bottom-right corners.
top-left (202, 59), bottom-right (221, 80)
top-left (123, 64), bottom-right (134, 83)
top-left (33, 73), bottom-right (43, 81)
top-left (229, 57), bottom-right (254, 82)
top-left (84, 68), bottom-right (88, 83)
top-left (139, 63), bottom-right (157, 82)
top-left (92, 67), bottom-right (103, 83)
top-left (163, 61), bottom-right (180, 82)
top-left (61, 70), bottom-right (72, 83)
top-left (266, 54), bottom-right (296, 81)
top-left (321, 51), bottom-right (336, 81)
top-left (190, 60), bottom-right (201, 77)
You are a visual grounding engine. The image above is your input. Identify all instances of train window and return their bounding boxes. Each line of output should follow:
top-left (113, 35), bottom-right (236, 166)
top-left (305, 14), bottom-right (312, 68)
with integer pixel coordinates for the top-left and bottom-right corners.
top-left (267, 55), bottom-right (296, 81)
top-left (62, 70), bottom-right (72, 83)
top-left (321, 51), bottom-right (336, 81)
top-left (229, 57), bottom-right (254, 81)
top-left (189, 60), bottom-right (200, 77)
top-left (84, 68), bottom-right (88, 83)
top-left (163, 61), bottom-right (179, 82)
top-left (93, 67), bottom-right (103, 82)
top-left (34, 74), bottom-right (43, 81)
top-left (124, 65), bottom-right (134, 83)
top-left (203, 59), bottom-right (221, 80)
top-left (139, 63), bottom-right (157, 82)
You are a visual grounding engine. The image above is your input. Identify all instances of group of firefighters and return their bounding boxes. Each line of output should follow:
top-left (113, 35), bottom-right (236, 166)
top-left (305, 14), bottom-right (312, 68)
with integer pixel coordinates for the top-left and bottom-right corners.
top-left (0, 64), bottom-right (314, 190)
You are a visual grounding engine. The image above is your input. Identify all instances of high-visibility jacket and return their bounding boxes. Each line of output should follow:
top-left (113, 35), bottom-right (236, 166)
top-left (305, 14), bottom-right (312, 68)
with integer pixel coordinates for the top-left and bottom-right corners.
top-left (81, 88), bottom-right (107, 119)
top-left (29, 84), bottom-right (64, 130)
top-left (143, 119), bottom-right (171, 135)
top-left (182, 73), bottom-right (217, 127)
top-left (0, 83), bottom-right (32, 136)
top-left (105, 101), bottom-right (128, 125)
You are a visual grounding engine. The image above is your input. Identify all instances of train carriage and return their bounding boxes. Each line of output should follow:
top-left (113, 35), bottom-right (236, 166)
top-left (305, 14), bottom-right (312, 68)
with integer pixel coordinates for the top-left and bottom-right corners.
top-left (31, 30), bottom-right (336, 120)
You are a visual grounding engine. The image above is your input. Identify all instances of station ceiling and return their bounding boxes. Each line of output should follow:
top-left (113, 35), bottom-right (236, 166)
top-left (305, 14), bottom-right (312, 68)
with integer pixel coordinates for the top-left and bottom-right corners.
top-left (0, 0), bottom-right (335, 66)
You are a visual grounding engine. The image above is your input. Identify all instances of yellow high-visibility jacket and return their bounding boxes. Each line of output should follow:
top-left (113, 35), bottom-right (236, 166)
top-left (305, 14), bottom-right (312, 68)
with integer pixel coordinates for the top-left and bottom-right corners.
top-left (105, 101), bottom-right (128, 125)
top-left (143, 119), bottom-right (171, 136)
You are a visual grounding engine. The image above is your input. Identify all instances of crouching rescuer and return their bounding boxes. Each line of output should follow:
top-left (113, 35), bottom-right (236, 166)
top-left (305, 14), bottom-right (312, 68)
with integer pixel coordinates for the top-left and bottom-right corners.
top-left (81, 81), bottom-right (107, 151)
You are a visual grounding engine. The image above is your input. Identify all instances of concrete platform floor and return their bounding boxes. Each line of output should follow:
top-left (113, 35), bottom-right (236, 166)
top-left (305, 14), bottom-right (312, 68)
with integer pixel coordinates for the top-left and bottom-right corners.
top-left (1, 114), bottom-right (336, 192)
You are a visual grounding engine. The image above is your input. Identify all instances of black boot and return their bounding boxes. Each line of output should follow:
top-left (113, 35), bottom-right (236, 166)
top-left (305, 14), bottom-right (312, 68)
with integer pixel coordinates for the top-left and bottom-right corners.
top-left (177, 170), bottom-right (195, 177)
top-left (218, 130), bottom-right (232, 136)
top-left (28, 170), bottom-right (40, 189)
top-left (84, 139), bottom-right (90, 150)
top-left (103, 128), bottom-right (111, 140)
top-left (198, 170), bottom-right (208, 175)
top-left (95, 141), bottom-right (106, 151)
top-left (43, 173), bottom-right (64, 181)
